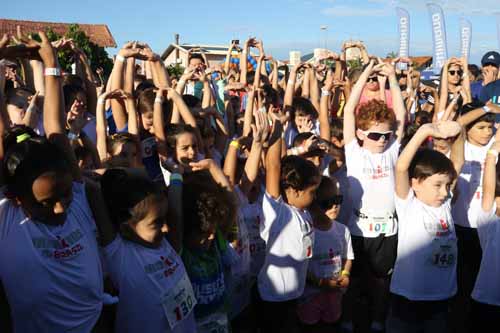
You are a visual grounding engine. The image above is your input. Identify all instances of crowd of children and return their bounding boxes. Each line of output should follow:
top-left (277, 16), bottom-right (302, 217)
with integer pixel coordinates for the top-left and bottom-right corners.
top-left (0, 30), bottom-right (500, 333)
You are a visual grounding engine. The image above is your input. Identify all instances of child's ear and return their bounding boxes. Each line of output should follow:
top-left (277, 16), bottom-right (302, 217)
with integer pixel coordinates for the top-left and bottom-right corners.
top-left (411, 178), bottom-right (421, 192)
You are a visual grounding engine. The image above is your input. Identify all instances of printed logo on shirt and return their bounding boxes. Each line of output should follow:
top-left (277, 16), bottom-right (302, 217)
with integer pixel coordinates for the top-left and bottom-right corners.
top-left (32, 229), bottom-right (85, 260)
top-left (192, 272), bottom-right (225, 305)
top-left (144, 254), bottom-right (180, 281)
top-left (142, 137), bottom-right (157, 158)
top-left (362, 164), bottom-right (390, 180)
top-left (423, 218), bottom-right (451, 237)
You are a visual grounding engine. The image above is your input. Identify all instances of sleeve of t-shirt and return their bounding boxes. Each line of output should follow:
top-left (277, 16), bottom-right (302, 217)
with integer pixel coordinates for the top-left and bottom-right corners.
top-left (261, 192), bottom-right (284, 242)
top-left (343, 225), bottom-right (355, 260)
top-left (394, 189), bottom-right (414, 223)
top-left (102, 236), bottom-right (125, 289)
top-left (345, 139), bottom-right (361, 168)
top-left (475, 204), bottom-right (497, 248)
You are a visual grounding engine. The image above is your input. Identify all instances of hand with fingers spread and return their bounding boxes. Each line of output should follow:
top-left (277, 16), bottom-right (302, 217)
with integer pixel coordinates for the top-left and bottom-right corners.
top-left (426, 121), bottom-right (462, 139)
top-left (252, 107), bottom-right (270, 144)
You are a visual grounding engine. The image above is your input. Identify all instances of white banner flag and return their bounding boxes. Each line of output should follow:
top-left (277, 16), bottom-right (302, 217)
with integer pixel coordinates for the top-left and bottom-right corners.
top-left (396, 7), bottom-right (410, 58)
top-left (460, 18), bottom-right (472, 60)
top-left (427, 3), bottom-right (448, 73)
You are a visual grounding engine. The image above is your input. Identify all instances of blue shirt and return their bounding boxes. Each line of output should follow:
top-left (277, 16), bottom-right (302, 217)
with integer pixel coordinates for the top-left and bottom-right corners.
top-left (479, 80), bottom-right (500, 104)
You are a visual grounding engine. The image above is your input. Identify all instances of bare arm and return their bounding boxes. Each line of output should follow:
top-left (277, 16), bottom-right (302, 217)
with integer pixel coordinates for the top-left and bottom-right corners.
top-left (266, 119), bottom-right (283, 199)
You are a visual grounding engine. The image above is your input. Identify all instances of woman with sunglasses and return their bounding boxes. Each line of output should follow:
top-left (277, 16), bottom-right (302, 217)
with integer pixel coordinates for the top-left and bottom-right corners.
top-left (437, 57), bottom-right (472, 121)
top-left (358, 63), bottom-right (394, 111)
top-left (296, 176), bottom-right (353, 333)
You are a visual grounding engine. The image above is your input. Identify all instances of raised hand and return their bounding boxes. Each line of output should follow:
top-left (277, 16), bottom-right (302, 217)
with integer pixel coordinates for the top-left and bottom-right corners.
top-left (428, 121), bottom-right (462, 139)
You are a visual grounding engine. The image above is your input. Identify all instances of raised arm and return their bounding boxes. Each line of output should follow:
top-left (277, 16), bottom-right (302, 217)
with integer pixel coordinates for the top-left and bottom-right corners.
top-left (284, 62), bottom-right (304, 107)
top-left (38, 32), bottom-right (81, 181)
top-left (266, 117), bottom-right (283, 199)
top-left (395, 122), bottom-right (461, 199)
top-left (343, 60), bottom-right (375, 144)
top-left (379, 62), bottom-right (406, 141)
top-left (319, 69), bottom-right (333, 141)
top-left (482, 134), bottom-right (500, 212)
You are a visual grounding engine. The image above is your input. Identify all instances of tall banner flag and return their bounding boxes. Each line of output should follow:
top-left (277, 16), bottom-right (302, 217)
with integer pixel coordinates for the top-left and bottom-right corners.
top-left (427, 3), bottom-right (448, 73)
top-left (460, 18), bottom-right (472, 60)
top-left (396, 7), bottom-right (410, 58)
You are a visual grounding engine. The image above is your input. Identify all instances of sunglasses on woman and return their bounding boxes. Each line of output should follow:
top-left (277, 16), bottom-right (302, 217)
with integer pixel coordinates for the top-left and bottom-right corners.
top-left (318, 195), bottom-right (343, 210)
top-left (360, 130), bottom-right (392, 141)
top-left (367, 76), bottom-right (377, 83)
top-left (448, 70), bottom-right (463, 76)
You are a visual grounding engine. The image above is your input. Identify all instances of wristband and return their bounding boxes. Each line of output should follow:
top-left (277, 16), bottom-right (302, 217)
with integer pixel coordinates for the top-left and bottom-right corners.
top-left (487, 149), bottom-right (499, 158)
top-left (115, 54), bottom-right (126, 62)
top-left (230, 140), bottom-right (240, 149)
top-left (97, 98), bottom-right (106, 105)
top-left (154, 97), bottom-right (164, 104)
top-left (321, 89), bottom-right (331, 97)
top-left (482, 105), bottom-right (492, 113)
top-left (44, 67), bottom-right (61, 77)
top-left (341, 270), bottom-right (350, 277)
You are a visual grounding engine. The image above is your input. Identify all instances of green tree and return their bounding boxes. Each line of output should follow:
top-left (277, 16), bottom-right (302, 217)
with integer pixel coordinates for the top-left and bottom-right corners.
top-left (41, 24), bottom-right (113, 77)
top-left (166, 63), bottom-right (185, 79)
top-left (346, 58), bottom-right (363, 71)
top-left (386, 51), bottom-right (398, 59)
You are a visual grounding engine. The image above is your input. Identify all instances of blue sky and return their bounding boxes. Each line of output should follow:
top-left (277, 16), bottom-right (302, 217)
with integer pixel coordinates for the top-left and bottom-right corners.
top-left (4, 0), bottom-right (500, 65)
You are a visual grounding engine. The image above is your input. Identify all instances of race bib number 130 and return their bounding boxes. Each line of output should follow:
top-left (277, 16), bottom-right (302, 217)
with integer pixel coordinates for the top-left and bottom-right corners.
top-left (162, 274), bottom-right (197, 329)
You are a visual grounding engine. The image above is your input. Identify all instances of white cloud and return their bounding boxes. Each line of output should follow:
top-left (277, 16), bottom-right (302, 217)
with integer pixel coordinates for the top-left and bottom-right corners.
top-left (322, 5), bottom-right (391, 17)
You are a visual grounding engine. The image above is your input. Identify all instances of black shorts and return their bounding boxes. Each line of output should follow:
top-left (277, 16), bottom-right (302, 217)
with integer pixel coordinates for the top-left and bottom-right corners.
top-left (351, 233), bottom-right (398, 278)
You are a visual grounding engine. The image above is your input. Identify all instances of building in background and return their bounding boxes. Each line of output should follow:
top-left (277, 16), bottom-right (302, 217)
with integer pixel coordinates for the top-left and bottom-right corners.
top-left (0, 18), bottom-right (116, 48)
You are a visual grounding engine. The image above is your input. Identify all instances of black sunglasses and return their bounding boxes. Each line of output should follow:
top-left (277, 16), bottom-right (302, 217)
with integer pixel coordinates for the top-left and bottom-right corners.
top-left (318, 195), bottom-right (343, 210)
top-left (448, 70), bottom-right (463, 76)
top-left (367, 76), bottom-right (377, 83)
top-left (362, 130), bottom-right (392, 141)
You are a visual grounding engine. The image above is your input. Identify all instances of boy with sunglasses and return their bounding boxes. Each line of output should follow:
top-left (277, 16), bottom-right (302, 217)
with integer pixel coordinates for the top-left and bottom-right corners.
top-left (296, 176), bottom-right (354, 332)
top-left (342, 60), bottom-right (406, 333)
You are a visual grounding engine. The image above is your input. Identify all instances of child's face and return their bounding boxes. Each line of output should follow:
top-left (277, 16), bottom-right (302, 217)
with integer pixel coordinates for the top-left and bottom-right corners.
top-left (315, 186), bottom-right (342, 220)
top-left (357, 121), bottom-right (393, 153)
top-left (141, 111), bottom-right (154, 133)
top-left (175, 132), bottom-right (198, 166)
top-left (22, 171), bottom-right (73, 225)
top-left (294, 114), bottom-right (314, 133)
top-left (411, 173), bottom-right (452, 208)
top-left (467, 121), bottom-right (493, 147)
top-left (132, 197), bottom-right (168, 246)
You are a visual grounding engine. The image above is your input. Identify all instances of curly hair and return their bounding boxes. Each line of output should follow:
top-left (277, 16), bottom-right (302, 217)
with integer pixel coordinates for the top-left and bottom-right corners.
top-left (356, 99), bottom-right (396, 131)
top-left (281, 155), bottom-right (320, 191)
top-left (182, 172), bottom-right (237, 242)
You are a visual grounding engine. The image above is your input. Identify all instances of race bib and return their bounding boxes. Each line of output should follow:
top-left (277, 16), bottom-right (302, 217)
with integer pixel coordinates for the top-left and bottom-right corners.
top-left (197, 312), bottom-right (229, 333)
top-left (429, 238), bottom-right (457, 268)
top-left (161, 274), bottom-right (197, 329)
top-left (358, 210), bottom-right (396, 236)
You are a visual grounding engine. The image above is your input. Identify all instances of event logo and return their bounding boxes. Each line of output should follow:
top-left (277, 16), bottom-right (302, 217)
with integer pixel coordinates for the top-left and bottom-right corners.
top-left (396, 7), bottom-right (410, 58)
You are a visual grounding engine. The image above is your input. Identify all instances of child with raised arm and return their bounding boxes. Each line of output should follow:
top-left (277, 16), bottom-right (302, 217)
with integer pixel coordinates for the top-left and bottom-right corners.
top-left (257, 116), bottom-right (321, 333)
top-left (387, 121), bottom-right (463, 333)
top-left (297, 176), bottom-right (354, 332)
top-left (342, 60), bottom-right (406, 332)
top-left (469, 131), bottom-right (500, 330)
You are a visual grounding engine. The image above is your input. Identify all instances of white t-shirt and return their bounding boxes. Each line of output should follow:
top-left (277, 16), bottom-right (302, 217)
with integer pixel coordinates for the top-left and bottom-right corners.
top-left (472, 204), bottom-right (500, 306)
top-left (452, 139), bottom-right (494, 228)
top-left (258, 192), bottom-right (314, 301)
top-left (391, 190), bottom-right (457, 301)
top-left (345, 139), bottom-right (400, 237)
top-left (103, 236), bottom-right (197, 333)
top-left (303, 221), bottom-right (354, 297)
top-left (0, 182), bottom-right (103, 333)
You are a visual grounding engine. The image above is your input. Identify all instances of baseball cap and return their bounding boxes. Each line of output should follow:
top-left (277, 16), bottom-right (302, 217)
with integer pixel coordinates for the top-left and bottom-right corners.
top-left (481, 51), bottom-right (500, 67)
